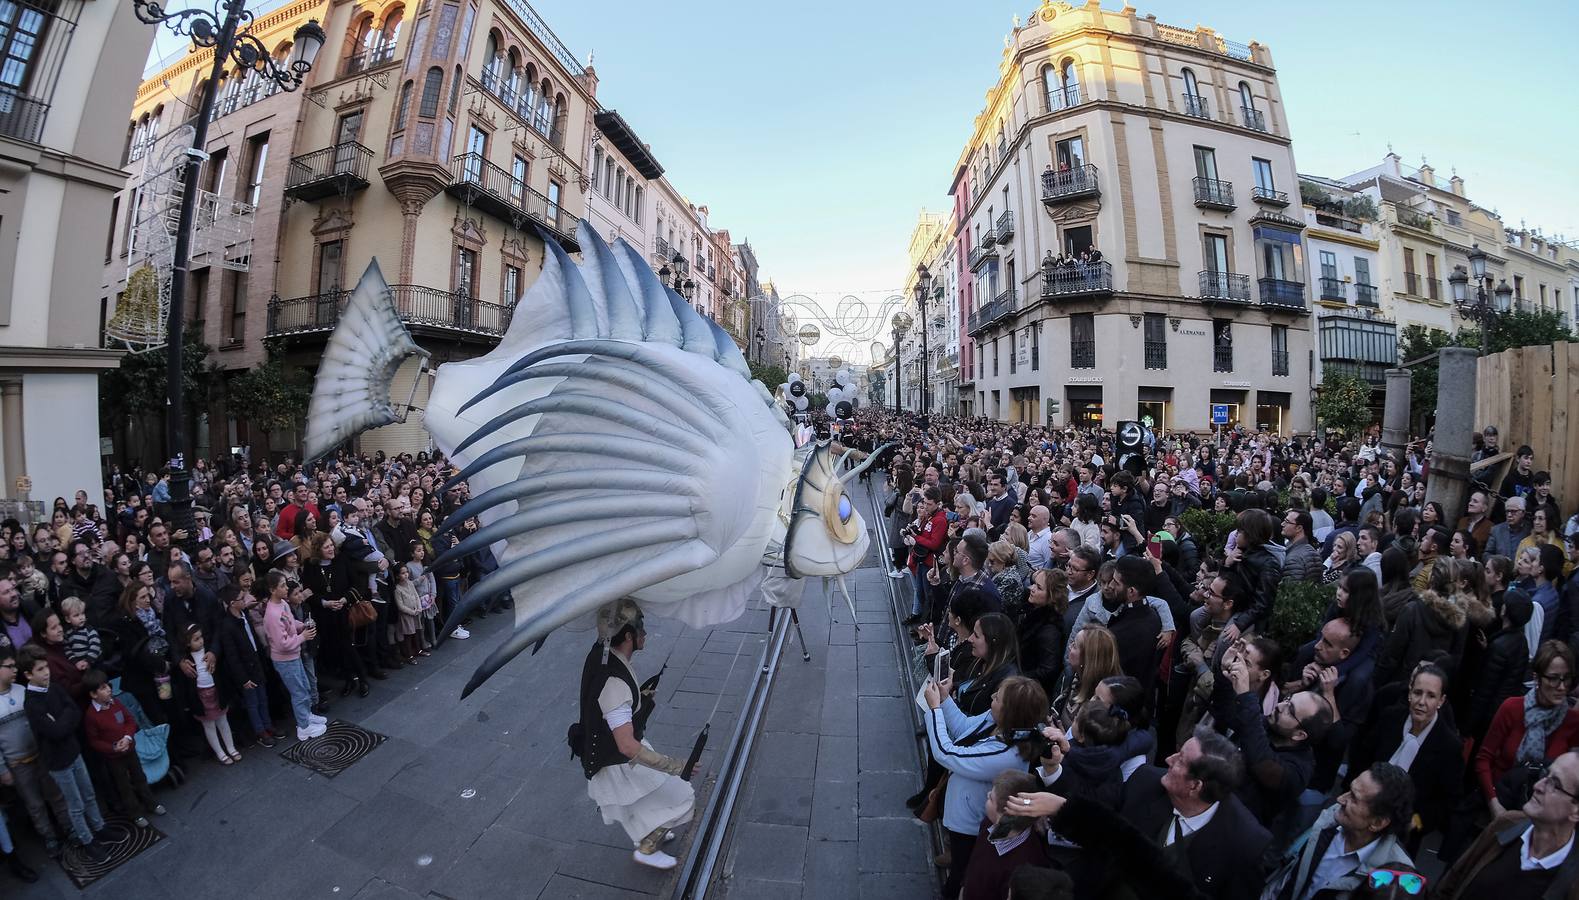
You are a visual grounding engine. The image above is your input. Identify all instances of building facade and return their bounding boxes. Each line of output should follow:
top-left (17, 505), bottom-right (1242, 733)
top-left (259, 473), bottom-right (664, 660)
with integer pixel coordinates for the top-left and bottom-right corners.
top-left (105, 0), bottom-right (765, 460)
top-left (1, 0), bottom-right (152, 504)
top-left (951, 1), bottom-right (1313, 434)
top-left (1299, 173), bottom-right (1394, 407)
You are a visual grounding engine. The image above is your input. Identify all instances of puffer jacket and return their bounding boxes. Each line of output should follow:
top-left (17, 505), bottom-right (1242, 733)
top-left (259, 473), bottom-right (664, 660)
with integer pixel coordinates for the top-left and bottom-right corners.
top-left (1375, 589), bottom-right (1468, 685)
top-left (1228, 543), bottom-right (1284, 634)
top-left (1468, 627), bottom-right (1531, 736)
top-left (1280, 538), bottom-right (1324, 585)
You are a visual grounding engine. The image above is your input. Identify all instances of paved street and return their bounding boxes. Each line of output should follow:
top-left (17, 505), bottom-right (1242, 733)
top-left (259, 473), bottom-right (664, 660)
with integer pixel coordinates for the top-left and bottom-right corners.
top-left (14, 487), bottom-right (933, 899)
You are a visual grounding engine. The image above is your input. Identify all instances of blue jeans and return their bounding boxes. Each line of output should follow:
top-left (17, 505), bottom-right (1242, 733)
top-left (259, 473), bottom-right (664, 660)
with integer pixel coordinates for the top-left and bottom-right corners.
top-left (240, 683), bottom-right (269, 735)
top-left (302, 655), bottom-right (320, 704)
top-left (440, 575), bottom-right (462, 618)
top-left (912, 568), bottom-right (929, 618)
top-left (0, 805), bottom-right (13, 854)
top-left (273, 657), bottom-right (315, 729)
top-left (48, 757), bottom-right (104, 846)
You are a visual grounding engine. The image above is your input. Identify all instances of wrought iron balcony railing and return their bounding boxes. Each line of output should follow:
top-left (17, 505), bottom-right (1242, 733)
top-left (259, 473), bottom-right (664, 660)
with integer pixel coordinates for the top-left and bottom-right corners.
top-left (1182, 94), bottom-right (1210, 119)
top-left (1041, 260), bottom-right (1113, 298)
top-left (1193, 176), bottom-right (1235, 210)
top-left (1356, 283), bottom-right (1379, 306)
top-left (1272, 349), bottom-right (1290, 376)
top-left (1047, 83), bottom-right (1082, 111)
top-left (1259, 278), bottom-right (1305, 308)
top-left (1319, 277), bottom-right (1347, 302)
top-left (1214, 346), bottom-right (1233, 372)
top-left (1240, 106), bottom-right (1266, 132)
top-left (284, 142), bottom-right (374, 201)
top-left (1071, 339), bottom-right (1096, 369)
top-left (267, 285), bottom-right (512, 338)
top-left (343, 43), bottom-right (396, 76)
top-left (996, 210), bottom-right (1014, 243)
top-left (0, 86), bottom-right (48, 144)
top-left (1041, 164), bottom-right (1100, 203)
top-left (446, 152), bottom-right (575, 250)
top-left (1144, 340), bottom-right (1167, 370)
top-left (1251, 185), bottom-right (1289, 207)
top-left (1199, 270), bottom-right (1251, 301)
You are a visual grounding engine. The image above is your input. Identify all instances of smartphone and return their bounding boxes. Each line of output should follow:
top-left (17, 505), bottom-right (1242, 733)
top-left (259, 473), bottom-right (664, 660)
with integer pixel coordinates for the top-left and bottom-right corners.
top-left (1147, 539), bottom-right (1162, 559)
top-left (934, 652), bottom-right (952, 685)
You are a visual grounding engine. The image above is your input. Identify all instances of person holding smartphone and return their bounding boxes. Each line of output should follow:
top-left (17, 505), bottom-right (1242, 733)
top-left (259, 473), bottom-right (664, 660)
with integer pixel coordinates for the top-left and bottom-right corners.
top-left (903, 487), bottom-right (948, 626)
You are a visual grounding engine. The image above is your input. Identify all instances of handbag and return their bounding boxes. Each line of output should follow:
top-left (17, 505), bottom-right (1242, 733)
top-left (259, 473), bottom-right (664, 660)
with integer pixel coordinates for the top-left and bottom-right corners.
top-left (347, 587), bottom-right (379, 629)
top-left (916, 771), bottom-right (949, 824)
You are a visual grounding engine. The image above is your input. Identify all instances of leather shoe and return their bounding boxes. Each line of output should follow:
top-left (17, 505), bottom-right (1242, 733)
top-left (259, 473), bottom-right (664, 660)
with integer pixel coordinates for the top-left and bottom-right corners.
top-left (340, 680), bottom-right (355, 698)
top-left (358, 679), bottom-right (371, 698)
top-left (904, 789), bottom-right (927, 810)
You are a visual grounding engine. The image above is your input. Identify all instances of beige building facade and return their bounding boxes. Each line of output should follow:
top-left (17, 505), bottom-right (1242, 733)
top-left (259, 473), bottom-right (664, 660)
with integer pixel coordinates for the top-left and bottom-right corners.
top-left (954, 1), bottom-right (1312, 434)
top-left (0, 0), bottom-right (153, 503)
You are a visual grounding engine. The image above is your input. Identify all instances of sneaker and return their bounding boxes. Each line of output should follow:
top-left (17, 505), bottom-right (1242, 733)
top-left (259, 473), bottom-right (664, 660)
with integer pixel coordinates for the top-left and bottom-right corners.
top-left (255, 733), bottom-right (276, 749)
top-left (451, 626), bottom-right (471, 640)
top-left (633, 848), bottom-right (678, 870)
top-left (297, 722), bottom-right (327, 741)
top-left (152, 804), bottom-right (168, 816)
top-left (92, 825), bottom-right (123, 844)
top-left (79, 841), bottom-right (108, 863)
top-left (134, 816), bottom-right (150, 828)
top-left (309, 713), bottom-right (328, 726)
top-left (44, 840), bottom-right (61, 859)
top-left (887, 568), bottom-right (907, 579)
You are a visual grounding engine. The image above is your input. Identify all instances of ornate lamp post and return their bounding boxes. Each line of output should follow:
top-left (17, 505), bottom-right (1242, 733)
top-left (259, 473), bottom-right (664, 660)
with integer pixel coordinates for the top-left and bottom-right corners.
top-left (657, 252), bottom-right (696, 302)
top-left (914, 263), bottom-right (933, 416)
top-left (1447, 243), bottom-right (1514, 357)
top-left (890, 311), bottom-right (912, 415)
top-left (133, 0), bottom-right (325, 551)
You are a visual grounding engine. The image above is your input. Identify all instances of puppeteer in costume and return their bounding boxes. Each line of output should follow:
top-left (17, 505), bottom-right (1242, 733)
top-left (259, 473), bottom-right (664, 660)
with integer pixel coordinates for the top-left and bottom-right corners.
top-left (572, 599), bottom-right (693, 869)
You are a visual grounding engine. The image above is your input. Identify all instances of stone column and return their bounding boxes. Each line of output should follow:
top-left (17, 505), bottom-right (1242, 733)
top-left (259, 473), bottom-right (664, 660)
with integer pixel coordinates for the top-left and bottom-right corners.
top-left (1381, 368), bottom-right (1412, 459)
top-left (1424, 348), bottom-right (1477, 521)
top-left (0, 379), bottom-right (23, 499)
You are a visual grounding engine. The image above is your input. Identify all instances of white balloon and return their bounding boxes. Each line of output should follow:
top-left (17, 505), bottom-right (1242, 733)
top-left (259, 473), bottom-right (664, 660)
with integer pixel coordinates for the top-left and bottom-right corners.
top-left (836, 368), bottom-right (851, 385)
top-left (793, 394), bottom-right (808, 411)
top-left (787, 372), bottom-right (802, 383)
top-left (826, 386), bottom-right (844, 403)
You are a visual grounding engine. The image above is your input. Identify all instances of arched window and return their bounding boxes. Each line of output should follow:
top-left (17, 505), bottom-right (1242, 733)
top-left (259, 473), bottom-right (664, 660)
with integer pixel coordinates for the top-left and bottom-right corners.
top-left (625, 175), bottom-right (635, 217)
top-left (533, 81), bottom-right (552, 135)
top-left (503, 49), bottom-right (521, 104)
top-left (634, 186), bottom-right (643, 225)
top-left (394, 80), bottom-right (412, 130)
top-left (1239, 81), bottom-right (1255, 110)
top-left (1182, 67), bottom-right (1199, 97)
top-left (1181, 67), bottom-right (1206, 117)
top-left (518, 63), bottom-right (538, 120)
top-left (482, 34), bottom-right (503, 91)
top-left (418, 66), bottom-right (443, 118)
top-left (1060, 58), bottom-right (1080, 105)
top-left (591, 146), bottom-right (603, 191)
top-left (1041, 64), bottom-right (1058, 112)
top-left (602, 157), bottom-right (613, 197)
top-left (379, 7), bottom-right (403, 59)
top-left (551, 93), bottom-right (567, 147)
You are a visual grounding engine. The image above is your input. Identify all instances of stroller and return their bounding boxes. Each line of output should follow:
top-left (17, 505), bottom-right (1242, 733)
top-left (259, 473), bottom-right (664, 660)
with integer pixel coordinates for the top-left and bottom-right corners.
top-left (111, 678), bottom-right (187, 788)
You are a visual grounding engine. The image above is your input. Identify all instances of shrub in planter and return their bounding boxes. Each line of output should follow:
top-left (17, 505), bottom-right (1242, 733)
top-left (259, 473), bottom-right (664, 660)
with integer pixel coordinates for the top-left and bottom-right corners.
top-left (1179, 509), bottom-right (1238, 559)
top-left (1268, 580), bottom-right (1334, 655)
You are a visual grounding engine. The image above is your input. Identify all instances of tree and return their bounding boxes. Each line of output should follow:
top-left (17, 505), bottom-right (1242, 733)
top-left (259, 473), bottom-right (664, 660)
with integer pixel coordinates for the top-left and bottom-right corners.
top-left (1400, 308), bottom-right (1574, 431)
top-left (1315, 371), bottom-right (1375, 439)
top-left (99, 333), bottom-right (216, 462)
top-left (746, 359), bottom-right (788, 391)
top-left (226, 340), bottom-right (310, 443)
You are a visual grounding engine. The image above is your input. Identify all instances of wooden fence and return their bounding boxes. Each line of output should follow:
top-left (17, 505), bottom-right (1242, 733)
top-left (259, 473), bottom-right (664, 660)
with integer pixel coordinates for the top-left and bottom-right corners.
top-left (1475, 341), bottom-right (1579, 507)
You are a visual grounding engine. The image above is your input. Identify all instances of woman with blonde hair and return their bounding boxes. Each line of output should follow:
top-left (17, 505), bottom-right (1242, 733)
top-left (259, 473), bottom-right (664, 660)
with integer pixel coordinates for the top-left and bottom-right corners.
top-left (1053, 624), bottom-right (1121, 727)
top-left (1322, 530), bottom-right (1359, 585)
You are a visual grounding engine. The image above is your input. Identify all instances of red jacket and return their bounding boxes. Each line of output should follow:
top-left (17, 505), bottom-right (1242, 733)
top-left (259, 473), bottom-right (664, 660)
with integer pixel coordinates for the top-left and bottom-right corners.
top-left (1475, 695), bottom-right (1579, 803)
top-left (908, 509), bottom-right (948, 572)
top-left (83, 698), bottom-right (139, 758)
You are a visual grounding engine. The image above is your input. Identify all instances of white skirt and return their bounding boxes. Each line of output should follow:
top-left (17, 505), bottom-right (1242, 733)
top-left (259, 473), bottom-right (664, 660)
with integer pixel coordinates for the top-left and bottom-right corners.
top-left (586, 740), bottom-right (696, 846)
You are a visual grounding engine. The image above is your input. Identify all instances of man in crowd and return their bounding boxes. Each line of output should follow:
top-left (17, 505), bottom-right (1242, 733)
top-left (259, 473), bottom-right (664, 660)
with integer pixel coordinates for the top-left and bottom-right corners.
top-left (984, 473), bottom-right (1016, 540)
top-left (1486, 495), bottom-right (1530, 560)
top-left (1026, 505), bottom-right (1053, 570)
top-left (1217, 642), bottom-right (1329, 828)
top-left (1280, 510), bottom-right (1322, 585)
top-left (1108, 556), bottom-right (1165, 698)
top-left (60, 543), bottom-right (119, 627)
top-left (1262, 764), bottom-right (1417, 900)
top-left (1436, 748), bottom-right (1579, 899)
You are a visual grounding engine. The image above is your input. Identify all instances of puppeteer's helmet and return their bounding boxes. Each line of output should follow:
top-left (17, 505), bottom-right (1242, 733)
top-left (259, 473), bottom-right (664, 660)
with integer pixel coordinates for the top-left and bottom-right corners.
top-left (596, 598), bottom-right (645, 646)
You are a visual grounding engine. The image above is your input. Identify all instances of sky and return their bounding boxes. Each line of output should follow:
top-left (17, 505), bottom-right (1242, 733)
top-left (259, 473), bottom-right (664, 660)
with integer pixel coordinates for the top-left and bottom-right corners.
top-left (146, 1), bottom-right (1579, 348)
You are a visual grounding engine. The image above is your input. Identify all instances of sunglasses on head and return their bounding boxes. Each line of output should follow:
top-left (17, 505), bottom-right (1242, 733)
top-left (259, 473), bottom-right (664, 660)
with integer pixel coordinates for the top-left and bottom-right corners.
top-left (1368, 869), bottom-right (1424, 895)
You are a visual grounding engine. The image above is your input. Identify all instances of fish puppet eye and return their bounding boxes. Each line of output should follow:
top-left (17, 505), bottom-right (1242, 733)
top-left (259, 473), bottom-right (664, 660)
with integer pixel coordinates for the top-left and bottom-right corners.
top-left (821, 484), bottom-right (860, 545)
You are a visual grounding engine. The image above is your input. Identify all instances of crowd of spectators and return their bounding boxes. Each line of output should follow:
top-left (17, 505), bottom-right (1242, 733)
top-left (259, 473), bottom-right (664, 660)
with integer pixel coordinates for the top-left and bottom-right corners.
top-left (866, 412), bottom-right (1579, 899)
top-left (0, 449), bottom-right (494, 877)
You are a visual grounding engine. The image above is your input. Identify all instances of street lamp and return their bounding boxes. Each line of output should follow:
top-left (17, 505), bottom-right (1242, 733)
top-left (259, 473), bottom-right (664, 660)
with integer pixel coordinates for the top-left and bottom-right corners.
top-left (132, 0), bottom-right (325, 551)
top-left (890, 311), bottom-right (912, 415)
top-left (914, 263), bottom-right (934, 416)
top-left (753, 326), bottom-right (765, 363)
top-left (1448, 243), bottom-right (1515, 357)
top-left (657, 252), bottom-right (695, 302)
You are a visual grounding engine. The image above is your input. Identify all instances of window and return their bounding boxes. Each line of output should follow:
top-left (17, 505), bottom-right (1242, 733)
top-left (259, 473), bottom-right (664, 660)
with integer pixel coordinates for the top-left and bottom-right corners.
top-left (510, 155), bottom-right (527, 203)
top-left (601, 157), bottom-right (613, 198)
top-left (1041, 64), bottom-right (1057, 111)
top-left (1071, 313), bottom-right (1095, 368)
top-left (188, 268), bottom-right (209, 330)
top-left (625, 176), bottom-right (635, 218)
top-left (448, 65), bottom-right (461, 114)
top-left (1031, 322), bottom-right (1040, 371)
top-left (463, 126), bottom-right (486, 180)
top-left (202, 147), bottom-right (228, 195)
top-left (104, 196), bottom-right (118, 262)
top-left (1182, 68), bottom-right (1200, 98)
top-left (1354, 257), bottom-right (1371, 286)
top-left (1271, 324), bottom-right (1289, 376)
top-left (634, 186), bottom-right (643, 225)
top-left (224, 271), bottom-right (247, 343)
top-left (456, 247), bottom-right (477, 299)
top-left (1252, 158), bottom-right (1274, 192)
top-left (504, 263), bottom-right (521, 304)
top-left (1008, 330), bottom-right (1017, 374)
top-left (1446, 210), bottom-right (1461, 226)
top-left (242, 133), bottom-right (268, 206)
top-left (591, 147), bottom-right (602, 192)
top-left (1194, 146), bottom-right (1218, 181)
top-left (1213, 319), bottom-right (1232, 372)
top-left (1062, 225), bottom-right (1093, 257)
top-left (1054, 136), bottom-right (1085, 172)
top-left (419, 67), bottom-right (442, 118)
top-left (1319, 250), bottom-right (1337, 281)
top-left (317, 240), bottom-right (343, 294)
top-left (1514, 275), bottom-right (1524, 299)
top-left (1061, 58), bottom-right (1080, 104)
top-left (1203, 233), bottom-right (1228, 272)
top-left (546, 180), bottom-right (561, 226)
top-left (992, 338), bottom-right (999, 376)
top-left (1425, 253), bottom-right (1439, 300)
top-left (394, 81), bottom-right (412, 130)
top-left (1239, 81), bottom-right (1255, 111)
top-left (0, 0), bottom-right (48, 104)
top-left (482, 34), bottom-right (502, 88)
top-left (1143, 313), bottom-right (1166, 369)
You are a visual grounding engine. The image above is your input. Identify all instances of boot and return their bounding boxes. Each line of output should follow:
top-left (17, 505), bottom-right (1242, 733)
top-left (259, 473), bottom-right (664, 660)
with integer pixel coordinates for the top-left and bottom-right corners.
top-left (357, 678), bottom-right (370, 698)
top-left (2, 850), bottom-right (38, 883)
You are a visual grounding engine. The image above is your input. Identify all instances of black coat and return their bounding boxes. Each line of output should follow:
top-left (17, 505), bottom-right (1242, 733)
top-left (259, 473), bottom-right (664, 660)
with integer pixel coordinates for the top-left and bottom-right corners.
top-left (956, 661), bottom-right (1017, 717)
top-left (1469, 628), bottom-right (1531, 736)
top-left (216, 612), bottom-right (268, 690)
top-left (1119, 765), bottom-right (1272, 900)
top-left (104, 611), bottom-right (171, 704)
top-left (1350, 705), bottom-right (1463, 834)
top-left (1017, 603), bottom-right (1067, 696)
top-left (1227, 544), bottom-right (1282, 634)
top-left (1048, 796), bottom-right (1207, 900)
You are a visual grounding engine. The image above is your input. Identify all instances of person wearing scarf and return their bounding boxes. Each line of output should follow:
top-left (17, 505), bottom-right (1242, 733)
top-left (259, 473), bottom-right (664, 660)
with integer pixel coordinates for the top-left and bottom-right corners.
top-left (1476, 639), bottom-right (1579, 817)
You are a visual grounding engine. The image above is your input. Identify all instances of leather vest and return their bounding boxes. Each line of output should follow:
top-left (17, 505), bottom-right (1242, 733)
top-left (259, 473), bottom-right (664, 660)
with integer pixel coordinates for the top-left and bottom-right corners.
top-left (575, 642), bottom-right (656, 780)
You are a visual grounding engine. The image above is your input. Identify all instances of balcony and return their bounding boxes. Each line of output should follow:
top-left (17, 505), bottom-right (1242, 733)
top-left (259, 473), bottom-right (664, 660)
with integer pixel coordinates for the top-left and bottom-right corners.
top-left (1071, 339), bottom-right (1096, 369)
top-left (267, 285), bottom-right (512, 341)
top-left (1240, 106), bottom-right (1267, 132)
top-left (1251, 186), bottom-right (1289, 208)
top-left (1182, 94), bottom-right (1210, 120)
top-left (1319, 277), bottom-right (1347, 302)
top-left (1214, 346), bottom-right (1233, 372)
top-left (1319, 313), bottom-right (1397, 385)
top-left (966, 290), bottom-right (1017, 336)
top-left (1315, 211), bottom-right (1364, 234)
top-left (343, 43), bottom-right (396, 77)
top-left (283, 142), bottom-right (374, 202)
top-left (445, 152), bottom-right (578, 252)
top-left (968, 233), bottom-right (1000, 270)
top-left (996, 210), bottom-right (1014, 243)
top-left (1193, 176), bottom-right (1235, 210)
top-left (654, 236), bottom-right (672, 262)
top-left (1356, 283), bottom-right (1379, 307)
top-left (1272, 350), bottom-right (1290, 376)
top-left (1199, 270), bottom-right (1251, 302)
top-left (1144, 340), bottom-right (1167, 370)
top-left (1047, 83), bottom-right (1082, 112)
top-left (1041, 260), bottom-right (1113, 299)
top-left (1400, 273), bottom-right (1442, 301)
top-left (1041, 165), bottom-right (1101, 204)
top-left (1258, 278), bottom-right (1305, 309)
top-left (0, 86), bottom-right (48, 144)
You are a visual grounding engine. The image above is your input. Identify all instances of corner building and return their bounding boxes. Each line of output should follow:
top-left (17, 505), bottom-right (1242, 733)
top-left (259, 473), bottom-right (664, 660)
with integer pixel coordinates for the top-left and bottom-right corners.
top-left (955, 1), bottom-right (1312, 433)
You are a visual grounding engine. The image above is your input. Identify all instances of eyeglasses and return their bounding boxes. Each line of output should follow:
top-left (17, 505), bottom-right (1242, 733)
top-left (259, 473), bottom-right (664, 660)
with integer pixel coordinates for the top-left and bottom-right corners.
top-left (1537, 670), bottom-right (1575, 686)
top-left (1539, 765), bottom-right (1579, 803)
top-left (1368, 869), bottom-right (1424, 895)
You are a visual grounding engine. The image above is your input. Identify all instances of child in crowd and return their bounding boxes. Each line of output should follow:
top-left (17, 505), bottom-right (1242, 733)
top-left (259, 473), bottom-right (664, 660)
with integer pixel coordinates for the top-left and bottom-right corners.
top-left (393, 562), bottom-right (424, 664)
top-left (13, 553), bottom-right (48, 615)
top-left (263, 571), bottom-right (323, 741)
top-left (60, 597), bottom-right (101, 672)
top-left (409, 543), bottom-right (437, 654)
top-left (174, 624), bottom-right (240, 764)
top-left (81, 669), bottom-right (165, 826)
top-left (18, 645), bottom-right (110, 862)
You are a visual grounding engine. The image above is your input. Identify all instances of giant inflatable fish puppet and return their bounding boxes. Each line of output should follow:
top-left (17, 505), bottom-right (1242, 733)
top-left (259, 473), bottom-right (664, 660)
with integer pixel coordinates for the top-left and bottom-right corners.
top-left (301, 221), bottom-right (886, 696)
